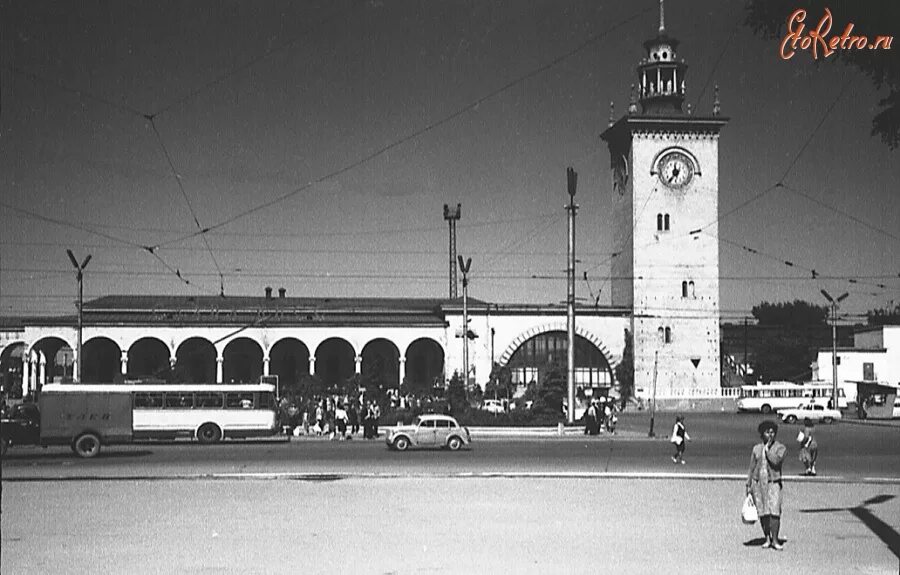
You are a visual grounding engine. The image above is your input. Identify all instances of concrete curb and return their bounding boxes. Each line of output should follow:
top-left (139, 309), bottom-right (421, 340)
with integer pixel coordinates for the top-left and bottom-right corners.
top-left (6, 471), bottom-right (900, 485)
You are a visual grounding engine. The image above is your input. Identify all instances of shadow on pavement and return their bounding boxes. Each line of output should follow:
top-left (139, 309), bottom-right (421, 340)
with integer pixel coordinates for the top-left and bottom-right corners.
top-left (801, 494), bottom-right (899, 560)
top-left (1, 450), bottom-right (154, 461)
top-left (742, 537), bottom-right (767, 547)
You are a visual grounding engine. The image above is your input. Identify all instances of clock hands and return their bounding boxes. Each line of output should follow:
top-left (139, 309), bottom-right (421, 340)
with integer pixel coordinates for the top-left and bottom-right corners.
top-left (668, 165), bottom-right (680, 183)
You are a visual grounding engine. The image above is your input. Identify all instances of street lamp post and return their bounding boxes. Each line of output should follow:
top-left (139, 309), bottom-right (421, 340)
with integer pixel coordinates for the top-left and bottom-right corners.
top-left (458, 255), bottom-right (472, 400)
top-left (67, 250), bottom-right (92, 383)
top-left (820, 289), bottom-right (848, 412)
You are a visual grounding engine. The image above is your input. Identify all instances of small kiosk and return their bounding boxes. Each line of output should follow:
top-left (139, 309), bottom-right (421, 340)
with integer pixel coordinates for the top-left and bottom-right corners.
top-left (855, 381), bottom-right (900, 419)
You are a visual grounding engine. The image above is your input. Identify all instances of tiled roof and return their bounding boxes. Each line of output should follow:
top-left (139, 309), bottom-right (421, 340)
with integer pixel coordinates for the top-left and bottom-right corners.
top-left (83, 294), bottom-right (485, 312)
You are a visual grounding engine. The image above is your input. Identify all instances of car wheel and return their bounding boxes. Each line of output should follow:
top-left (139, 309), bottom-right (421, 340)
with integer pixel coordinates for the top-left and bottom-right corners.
top-left (73, 433), bottom-right (101, 458)
top-left (197, 423), bottom-right (222, 444)
top-left (393, 436), bottom-right (410, 451)
top-left (761, 404), bottom-right (772, 414)
top-left (447, 436), bottom-right (462, 451)
top-left (822, 417), bottom-right (834, 424)
top-left (785, 415), bottom-right (797, 424)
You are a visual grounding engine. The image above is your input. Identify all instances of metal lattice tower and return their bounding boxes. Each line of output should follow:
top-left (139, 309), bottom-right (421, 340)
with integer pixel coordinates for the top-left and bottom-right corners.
top-left (443, 203), bottom-right (461, 298)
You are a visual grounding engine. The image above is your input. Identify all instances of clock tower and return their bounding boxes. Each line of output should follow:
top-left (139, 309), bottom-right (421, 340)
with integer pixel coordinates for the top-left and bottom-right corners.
top-left (601, 1), bottom-right (727, 401)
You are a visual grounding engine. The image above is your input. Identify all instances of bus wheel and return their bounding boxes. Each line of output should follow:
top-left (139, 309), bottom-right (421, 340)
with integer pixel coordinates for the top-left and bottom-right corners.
top-left (197, 423), bottom-right (222, 444)
top-left (785, 415), bottom-right (797, 424)
top-left (73, 433), bottom-right (101, 458)
top-left (1, 438), bottom-right (9, 456)
top-left (761, 404), bottom-right (772, 414)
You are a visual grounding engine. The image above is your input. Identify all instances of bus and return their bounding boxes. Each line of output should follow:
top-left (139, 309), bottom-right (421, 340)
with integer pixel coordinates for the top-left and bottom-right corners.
top-left (736, 382), bottom-right (848, 414)
top-left (44, 382), bottom-right (279, 443)
top-left (129, 382), bottom-right (279, 442)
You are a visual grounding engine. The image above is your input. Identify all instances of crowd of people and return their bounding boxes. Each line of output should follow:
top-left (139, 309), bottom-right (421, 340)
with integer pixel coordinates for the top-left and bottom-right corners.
top-left (582, 397), bottom-right (618, 435)
top-left (280, 395), bottom-right (383, 440)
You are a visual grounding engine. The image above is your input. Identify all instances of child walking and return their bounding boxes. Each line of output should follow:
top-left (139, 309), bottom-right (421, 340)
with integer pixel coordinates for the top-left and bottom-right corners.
top-left (797, 418), bottom-right (818, 475)
top-left (670, 415), bottom-right (690, 464)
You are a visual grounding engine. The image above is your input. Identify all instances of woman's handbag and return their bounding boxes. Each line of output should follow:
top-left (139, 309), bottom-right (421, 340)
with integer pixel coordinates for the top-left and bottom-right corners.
top-left (741, 493), bottom-right (759, 524)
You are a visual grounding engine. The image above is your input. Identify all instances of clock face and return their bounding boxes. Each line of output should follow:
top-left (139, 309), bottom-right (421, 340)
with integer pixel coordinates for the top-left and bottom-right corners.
top-left (657, 151), bottom-right (694, 189)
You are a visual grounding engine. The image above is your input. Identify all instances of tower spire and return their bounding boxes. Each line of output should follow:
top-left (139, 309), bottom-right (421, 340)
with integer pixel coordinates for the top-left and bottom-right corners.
top-left (635, 0), bottom-right (686, 115)
top-left (659, 0), bottom-right (665, 34)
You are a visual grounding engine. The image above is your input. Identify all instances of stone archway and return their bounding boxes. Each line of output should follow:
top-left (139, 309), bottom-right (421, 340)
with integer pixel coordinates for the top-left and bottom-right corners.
top-left (175, 337), bottom-right (216, 384)
top-left (315, 338), bottom-right (355, 389)
top-left (269, 338), bottom-right (310, 389)
top-left (223, 337), bottom-right (263, 384)
top-left (82, 336), bottom-right (122, 383)
top-left (0, 341), bottom-right (26, 398)
top-left (499, 322), bottom-right (618, 373)
top-left (128, 337), bottom-right (172, 380)
top-left (404, 338), bottom-right (445, 395)
top-left (361, 338), bottom-right (401, 391)
top-left (31, 336), bottom-right (74, 385)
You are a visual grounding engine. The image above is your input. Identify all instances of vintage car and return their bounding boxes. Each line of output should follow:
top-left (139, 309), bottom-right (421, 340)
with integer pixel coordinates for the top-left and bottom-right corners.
top-left (481, 399), bottom-right (506, 414)
top-left (385, 414), bottom-right (471, 451)
top-left (1, 402), bottom-right (42, 456)
top-left (779, 402), bottom-right (842, 424)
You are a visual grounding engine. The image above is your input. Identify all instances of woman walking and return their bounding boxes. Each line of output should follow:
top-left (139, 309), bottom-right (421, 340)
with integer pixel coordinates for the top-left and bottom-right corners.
top-left (670, 415), bottom-right (690, 464)
top-left (797, 418), bottom-right (818, 476)
top-left (746, 420), bottom-right (787, 550)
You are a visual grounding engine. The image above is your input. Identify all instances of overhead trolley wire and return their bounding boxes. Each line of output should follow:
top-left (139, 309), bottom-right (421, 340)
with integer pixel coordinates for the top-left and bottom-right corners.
top-left (150, 4), bottom-right (656, 249)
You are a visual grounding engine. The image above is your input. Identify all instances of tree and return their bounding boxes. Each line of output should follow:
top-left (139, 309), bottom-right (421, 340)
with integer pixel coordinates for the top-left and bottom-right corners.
top-left (446, 371), bottom-right (468, 415)
top-left (614, 329), bottom-right (634, 408)
top-left (484, 362), bottom-right (514, 400)
top-left (866, 303), bottom-right (900, 326)
top-left (750, 300), bottom-right (829, 382)
top-left (752, 300), bottom-right (828, 327)
top-left (744, 0), bottom-right (900, 149)
top-left (528, 362), bottom-right (567, 419)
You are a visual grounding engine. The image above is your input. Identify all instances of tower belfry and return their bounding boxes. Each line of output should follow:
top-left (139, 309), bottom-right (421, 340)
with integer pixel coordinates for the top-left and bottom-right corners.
top-left (637, 0), bottom-right (688, 115)
top-left (601, 2), bottom-right (728, 401)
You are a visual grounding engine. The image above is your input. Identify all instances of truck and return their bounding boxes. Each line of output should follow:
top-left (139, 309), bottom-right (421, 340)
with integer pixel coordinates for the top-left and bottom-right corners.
top-left (1, 385), bottom-right (133, 458)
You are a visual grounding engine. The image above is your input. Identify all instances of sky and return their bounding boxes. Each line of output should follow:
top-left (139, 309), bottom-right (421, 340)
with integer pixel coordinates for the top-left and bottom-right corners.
top-left (1, 0), bottom-right (898, 323)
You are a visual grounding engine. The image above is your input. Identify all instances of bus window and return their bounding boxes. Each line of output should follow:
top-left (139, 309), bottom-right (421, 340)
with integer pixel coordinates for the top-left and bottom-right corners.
top-left (257, 392), bottom-right (275, 409)
top-left (195, 392), bottom-right (223, 408)
top-left (165, 392), bottom-right (194, 409)
top-left (226, 393), bottom-right (254, 409)
top-left (134, 392), bottom-right (163, 408)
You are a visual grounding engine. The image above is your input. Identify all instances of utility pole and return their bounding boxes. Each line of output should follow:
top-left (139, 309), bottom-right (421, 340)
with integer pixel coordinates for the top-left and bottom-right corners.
top-left (649, 351), bottom-right (658, 437)
top-left (444, 204), bottom-right (461, 299)
top-left (565, 167), bottom-right (578, 424)
top-left (67, 249), bottom-right (92, 383)
top-left (458, 255), bottom-right (472, 400)
top-left (820, 289), bottom-right (848, 411)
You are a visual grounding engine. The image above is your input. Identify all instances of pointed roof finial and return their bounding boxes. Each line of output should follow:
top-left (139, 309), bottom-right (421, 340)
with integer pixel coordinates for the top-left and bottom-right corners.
top-left (608, 101), bottom-right (615, 127)
top-left (713, 84), bottom-right (721, 116)
top-left (659, 0), bottom-right (665, 34)
top-left (628, 85), bottom-right (638, 114)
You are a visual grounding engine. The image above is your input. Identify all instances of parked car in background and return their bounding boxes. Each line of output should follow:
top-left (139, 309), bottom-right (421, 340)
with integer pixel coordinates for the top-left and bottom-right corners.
top-left (779, 403), bottom-right (842, 424)
top-left (385, 414), bottom-right (471, 451)
top-left (481, 399), bottom-right (506, 414)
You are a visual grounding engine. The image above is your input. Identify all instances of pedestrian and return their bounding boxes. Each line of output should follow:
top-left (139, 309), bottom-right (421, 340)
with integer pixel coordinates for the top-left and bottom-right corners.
top-left (797, 418), bottom-right (818, 476)
top-left (363, 402), bottom-right (374, 439)
top-left (604, 403), bottom-right (613, 433)
top-left (372, 402), bottom-right (381, 437)
top-left (746, 420), bottom-right (787, 550)
top-left (314, 402), bottom-right (324, 436)
top-left (335, 402), bottom-right (349, 440)
top-left (348, 403), bottom-right (359, 436)
top-left (670, 415), bottom-right (690, 464)
top-left (584, 401), bottom-right (597, 435)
